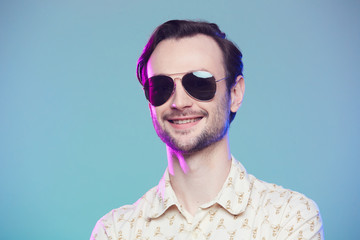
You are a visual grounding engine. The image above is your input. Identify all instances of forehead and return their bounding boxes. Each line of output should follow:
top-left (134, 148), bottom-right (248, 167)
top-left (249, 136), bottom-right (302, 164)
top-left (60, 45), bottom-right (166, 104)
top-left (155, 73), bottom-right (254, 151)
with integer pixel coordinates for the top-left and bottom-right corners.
top-left (147, 34), bottom-right (225, 77)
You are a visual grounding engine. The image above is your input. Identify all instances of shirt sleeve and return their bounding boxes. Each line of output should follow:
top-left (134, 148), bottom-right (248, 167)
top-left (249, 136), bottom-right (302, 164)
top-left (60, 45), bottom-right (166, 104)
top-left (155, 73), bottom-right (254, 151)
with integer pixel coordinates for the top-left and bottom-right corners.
top-left (278, 195), bottom-right (324, 239)
top-left (90, 220), bottom-right (106, 240)
top-left (89, 217), bottom-right (116, 240)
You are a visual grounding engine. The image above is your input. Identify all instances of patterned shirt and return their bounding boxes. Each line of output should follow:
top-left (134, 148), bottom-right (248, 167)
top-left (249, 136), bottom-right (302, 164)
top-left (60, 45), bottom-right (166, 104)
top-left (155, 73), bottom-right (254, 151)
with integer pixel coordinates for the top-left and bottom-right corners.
top-left (90, 157), bottom-right (323, 239)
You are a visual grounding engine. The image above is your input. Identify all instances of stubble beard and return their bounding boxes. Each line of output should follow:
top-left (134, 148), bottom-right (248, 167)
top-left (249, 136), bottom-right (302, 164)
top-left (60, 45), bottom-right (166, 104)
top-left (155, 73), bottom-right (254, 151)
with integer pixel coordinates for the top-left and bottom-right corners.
top-left (151, 94), bottom-right (231, 154)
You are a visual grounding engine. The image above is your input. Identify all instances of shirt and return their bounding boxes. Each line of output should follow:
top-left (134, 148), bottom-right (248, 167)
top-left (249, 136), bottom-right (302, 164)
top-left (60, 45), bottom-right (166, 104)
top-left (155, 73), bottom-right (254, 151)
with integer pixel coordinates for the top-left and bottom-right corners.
top-left (90, 158), bottom-right (323, 239)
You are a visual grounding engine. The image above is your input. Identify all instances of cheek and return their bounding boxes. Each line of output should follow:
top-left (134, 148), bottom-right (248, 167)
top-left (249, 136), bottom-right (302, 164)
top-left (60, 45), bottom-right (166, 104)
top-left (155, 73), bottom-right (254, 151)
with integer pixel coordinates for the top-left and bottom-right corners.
top-left (149, 105), bottom-right (163, 122)
top-left (149, 105), bottom-right (156, 120)
top-left (216, 89), bottom-right (231, 117)
top-left (214, 85), bottom-right (230, 107)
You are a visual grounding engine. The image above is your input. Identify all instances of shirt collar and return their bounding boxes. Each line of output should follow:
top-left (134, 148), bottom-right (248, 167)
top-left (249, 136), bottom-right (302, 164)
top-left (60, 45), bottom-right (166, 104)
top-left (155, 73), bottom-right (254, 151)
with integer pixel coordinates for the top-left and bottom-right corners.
top-left (147, 156), bottom-right (252, 218)
top-left (207, 157), bottom-right (252, 215)
top-left (148, 169), bottom-right (179, 219)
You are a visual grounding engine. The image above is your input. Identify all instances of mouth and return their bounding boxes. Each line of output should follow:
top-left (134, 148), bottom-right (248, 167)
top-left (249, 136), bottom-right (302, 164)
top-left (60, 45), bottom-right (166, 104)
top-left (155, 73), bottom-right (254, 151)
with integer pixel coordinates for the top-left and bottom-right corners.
top-left (168, 117), bottom-right (203, 125)
top-left (167, 116), bottom-right (204, 130)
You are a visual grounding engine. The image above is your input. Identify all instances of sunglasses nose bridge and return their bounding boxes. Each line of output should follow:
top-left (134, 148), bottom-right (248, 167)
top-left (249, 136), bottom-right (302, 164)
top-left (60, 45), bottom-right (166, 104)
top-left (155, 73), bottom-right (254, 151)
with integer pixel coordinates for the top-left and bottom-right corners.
top-left (172, 76), bottom-right (182, 82)
top-left (169, 76), bottom-right (194, 108)
top-left (172, 76), bottom-right (189, 95)
top-left (171, 76), bottom-right (183, 93)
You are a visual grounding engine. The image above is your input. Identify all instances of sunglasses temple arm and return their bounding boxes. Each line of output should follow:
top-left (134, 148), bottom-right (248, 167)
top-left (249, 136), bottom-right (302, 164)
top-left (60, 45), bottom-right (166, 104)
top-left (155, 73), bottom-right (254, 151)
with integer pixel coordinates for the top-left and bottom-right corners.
top-left (215, 76), bottom-right (227, 82)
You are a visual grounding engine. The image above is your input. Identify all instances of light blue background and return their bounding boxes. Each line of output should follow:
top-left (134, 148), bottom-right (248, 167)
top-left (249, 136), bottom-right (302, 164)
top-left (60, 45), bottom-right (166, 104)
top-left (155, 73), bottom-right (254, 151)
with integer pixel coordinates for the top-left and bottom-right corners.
top-left (1, 0), bottom-right (359, 239)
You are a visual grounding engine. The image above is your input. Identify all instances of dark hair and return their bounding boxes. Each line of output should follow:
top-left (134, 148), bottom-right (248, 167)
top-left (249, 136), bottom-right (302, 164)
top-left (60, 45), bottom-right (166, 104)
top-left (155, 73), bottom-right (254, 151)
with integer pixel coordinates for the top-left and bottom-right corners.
top-left (136, 19), bottom-right (243, 123)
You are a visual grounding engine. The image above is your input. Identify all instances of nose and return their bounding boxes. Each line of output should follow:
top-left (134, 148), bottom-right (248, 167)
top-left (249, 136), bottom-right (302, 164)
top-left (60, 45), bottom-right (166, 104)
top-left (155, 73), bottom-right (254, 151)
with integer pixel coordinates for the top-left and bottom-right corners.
top-left (170, 78), bottom-right (193, 110)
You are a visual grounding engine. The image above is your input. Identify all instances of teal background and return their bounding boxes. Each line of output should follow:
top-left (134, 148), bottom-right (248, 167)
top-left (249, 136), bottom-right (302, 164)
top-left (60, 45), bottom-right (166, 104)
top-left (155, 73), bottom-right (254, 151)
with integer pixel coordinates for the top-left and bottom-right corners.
top-left (1, 0), bottom-right (359, 239)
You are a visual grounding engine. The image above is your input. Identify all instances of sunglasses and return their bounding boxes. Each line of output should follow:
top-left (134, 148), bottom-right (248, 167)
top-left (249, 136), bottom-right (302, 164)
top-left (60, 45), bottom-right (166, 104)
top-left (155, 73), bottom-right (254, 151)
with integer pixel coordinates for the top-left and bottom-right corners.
top-left (143, 70), bottom-right (226, 106)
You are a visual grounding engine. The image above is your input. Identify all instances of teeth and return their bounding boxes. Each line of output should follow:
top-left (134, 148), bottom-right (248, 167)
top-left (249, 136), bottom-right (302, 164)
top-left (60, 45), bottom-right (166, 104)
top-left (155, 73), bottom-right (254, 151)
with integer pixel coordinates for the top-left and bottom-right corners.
top-left (172, 118), bottom-right (200, 124)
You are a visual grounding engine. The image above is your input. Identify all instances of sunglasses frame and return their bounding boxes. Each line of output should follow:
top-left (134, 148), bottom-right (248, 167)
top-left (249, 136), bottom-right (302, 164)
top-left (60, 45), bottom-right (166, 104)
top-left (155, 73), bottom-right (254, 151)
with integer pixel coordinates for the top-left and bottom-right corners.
top-left (143, 70), bottom-right (227, 107)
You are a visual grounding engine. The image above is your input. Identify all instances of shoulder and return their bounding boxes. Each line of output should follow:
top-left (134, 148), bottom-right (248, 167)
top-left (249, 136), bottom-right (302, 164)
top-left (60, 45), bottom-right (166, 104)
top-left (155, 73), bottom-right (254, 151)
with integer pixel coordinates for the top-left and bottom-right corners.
top-left (251, 176), bottom-right (320, 217)
top-left (249, 175), bottom-right (323, 238)
top-left (90, 186), bottom-right (158, 240)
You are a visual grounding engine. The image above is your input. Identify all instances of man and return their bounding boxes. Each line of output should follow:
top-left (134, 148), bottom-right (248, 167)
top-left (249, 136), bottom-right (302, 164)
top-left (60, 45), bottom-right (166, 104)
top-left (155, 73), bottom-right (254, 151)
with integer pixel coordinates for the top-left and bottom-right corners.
top-left (91, 20), bottom-right (323, 239)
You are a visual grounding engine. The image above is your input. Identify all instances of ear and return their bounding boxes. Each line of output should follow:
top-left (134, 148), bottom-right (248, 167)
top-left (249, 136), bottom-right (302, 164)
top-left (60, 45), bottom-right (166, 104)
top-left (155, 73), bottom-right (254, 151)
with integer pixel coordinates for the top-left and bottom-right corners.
top-left (230, 75), bottom-right (245, 113)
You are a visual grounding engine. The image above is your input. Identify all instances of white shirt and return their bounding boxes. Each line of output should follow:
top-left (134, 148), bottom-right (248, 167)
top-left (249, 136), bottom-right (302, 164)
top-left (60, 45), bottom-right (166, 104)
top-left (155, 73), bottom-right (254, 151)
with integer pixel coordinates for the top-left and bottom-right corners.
top-left (91, 157), bottom-right (323, 239)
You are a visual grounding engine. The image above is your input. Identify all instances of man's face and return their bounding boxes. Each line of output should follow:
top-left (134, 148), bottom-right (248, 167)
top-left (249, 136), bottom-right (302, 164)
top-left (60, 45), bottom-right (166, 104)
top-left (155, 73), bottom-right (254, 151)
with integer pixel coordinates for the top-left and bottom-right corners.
top-left (146, 34), bottom-right (231, 154)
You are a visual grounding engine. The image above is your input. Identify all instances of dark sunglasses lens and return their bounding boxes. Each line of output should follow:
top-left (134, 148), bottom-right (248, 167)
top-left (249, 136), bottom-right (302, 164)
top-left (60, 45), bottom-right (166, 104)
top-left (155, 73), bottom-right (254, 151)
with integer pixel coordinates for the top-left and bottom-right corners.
top-left (182, 71), bottom-right (216, 100)
top-left (146, 76), bottom-right (174, 106)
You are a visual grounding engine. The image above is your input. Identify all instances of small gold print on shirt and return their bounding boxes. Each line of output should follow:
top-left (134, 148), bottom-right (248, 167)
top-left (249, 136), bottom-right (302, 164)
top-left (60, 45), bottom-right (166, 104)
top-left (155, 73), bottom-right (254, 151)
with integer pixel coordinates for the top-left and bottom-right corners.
top-left (240, 171), bottom-right (245, 180)
top-left (117, 214), bottom-right (124, 222)
top-left (286, 225), bottom-right (294, 236)
top-left (228, 230), bottom-right (236, 240)
top-left (297, 211), bottom-right (304, 223)
top-left (135, 229), bottom-right (142, 239)
top-left (242, 218), bottom-right (249, 229)
top-left (252, 228), bottom-right (258, 238)
top-left (208, 209), bottom-right (217, 222)
top-left (226, 200), bottom-right (231, 210)
top-left (237, 192), bottom-right (244, 204)
top-left (168, 215), bottom-right (175, 225)
top-left (274, 205), bottom-right (282, 215)
top-left (179, 224), bottom-right (184, 233)
top-left (154, 227), bottom-right (161, 236)
top-left (272, 224), bottom-right (280, 237)
top-left (298, 230), bottom-right (304, 240)
top-left (227, 177), bottom-right (233, 188)
top-left (309, 220), bottom-right (315, 231)
top-left (217, 218), bottom-right (225, 229)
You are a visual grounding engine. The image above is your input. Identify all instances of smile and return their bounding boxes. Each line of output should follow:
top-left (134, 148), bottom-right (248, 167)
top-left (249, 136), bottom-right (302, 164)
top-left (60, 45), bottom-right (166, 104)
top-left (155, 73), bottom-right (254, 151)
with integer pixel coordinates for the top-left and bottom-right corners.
top-left (168, 117), bottom-right (202, 125)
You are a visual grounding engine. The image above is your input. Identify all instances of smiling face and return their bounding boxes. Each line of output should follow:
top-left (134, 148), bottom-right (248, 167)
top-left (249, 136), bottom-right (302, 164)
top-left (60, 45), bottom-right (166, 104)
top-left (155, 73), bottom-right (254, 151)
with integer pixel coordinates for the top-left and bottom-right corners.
top-left (147, 34), bottom-right (232, 153)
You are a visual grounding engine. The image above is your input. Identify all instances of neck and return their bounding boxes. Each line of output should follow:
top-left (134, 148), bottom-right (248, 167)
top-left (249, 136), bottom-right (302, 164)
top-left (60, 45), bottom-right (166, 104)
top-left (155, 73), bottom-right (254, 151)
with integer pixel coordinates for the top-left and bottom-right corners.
top-left (166, 134), bottom-right (232, 216)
